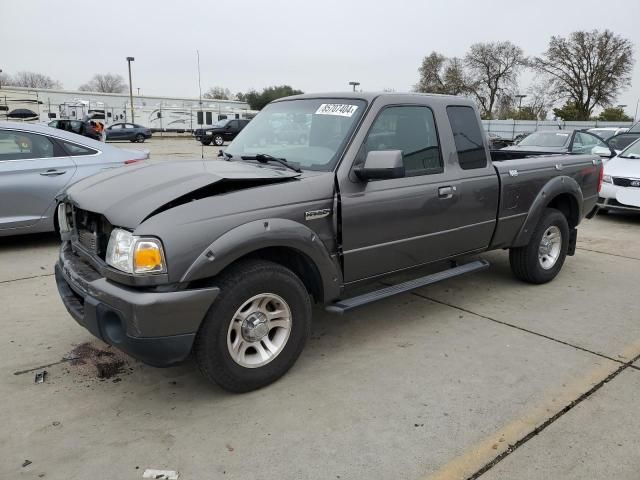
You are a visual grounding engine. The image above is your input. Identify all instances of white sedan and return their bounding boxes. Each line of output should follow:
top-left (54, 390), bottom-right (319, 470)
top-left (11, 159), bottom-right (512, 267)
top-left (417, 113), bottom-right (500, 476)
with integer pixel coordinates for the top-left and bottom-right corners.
top-left (599, 138), bottom-right (640, 213)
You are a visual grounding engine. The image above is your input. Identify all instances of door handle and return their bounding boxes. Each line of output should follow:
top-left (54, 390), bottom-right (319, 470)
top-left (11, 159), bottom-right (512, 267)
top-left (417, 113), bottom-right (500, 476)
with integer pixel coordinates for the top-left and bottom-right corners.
top-left (40, 169), bottom-right (66, 177)
top-left (438, 186), bottom-right (454, 198)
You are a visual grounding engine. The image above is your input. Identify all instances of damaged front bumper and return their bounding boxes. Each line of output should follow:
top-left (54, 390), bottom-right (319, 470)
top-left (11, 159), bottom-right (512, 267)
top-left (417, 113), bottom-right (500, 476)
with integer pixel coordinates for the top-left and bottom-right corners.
top-left (55, 242), bottom-right (219, 366)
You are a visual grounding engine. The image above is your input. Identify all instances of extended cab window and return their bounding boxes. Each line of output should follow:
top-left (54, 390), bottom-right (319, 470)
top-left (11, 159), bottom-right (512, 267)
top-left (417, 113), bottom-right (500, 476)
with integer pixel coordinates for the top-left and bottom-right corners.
top-left (365, 105), bottom-right (442, 175)
top-left (446, 106), bottom-right (487, 170)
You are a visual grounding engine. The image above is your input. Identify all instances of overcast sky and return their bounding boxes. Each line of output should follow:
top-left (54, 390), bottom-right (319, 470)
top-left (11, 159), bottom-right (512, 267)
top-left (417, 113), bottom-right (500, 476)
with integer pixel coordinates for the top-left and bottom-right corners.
top-left (2, 0), bottom-right (639, 115)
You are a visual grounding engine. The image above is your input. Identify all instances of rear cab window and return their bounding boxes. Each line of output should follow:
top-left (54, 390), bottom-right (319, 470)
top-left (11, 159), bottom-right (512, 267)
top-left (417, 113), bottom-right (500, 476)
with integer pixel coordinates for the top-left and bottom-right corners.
top-left (446, 106), bottom-right (488, 170)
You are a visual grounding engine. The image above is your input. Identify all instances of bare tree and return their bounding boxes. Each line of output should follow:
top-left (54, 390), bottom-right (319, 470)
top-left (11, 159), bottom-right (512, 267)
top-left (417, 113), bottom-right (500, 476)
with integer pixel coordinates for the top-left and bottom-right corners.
top-left (415, 52), bottom-right (468, 95)
top-left (533, 30), bottom-right (634, 120)
top-left (4, 71), bottom-right (62, 89)
top-left (465, 41), bottom-right (526, 118)
top-left (203, 86), bottom-right (232, 100)
top-left (525, 82), bottom-right (557, 120)
top-left (78, 73), bottom-right (127, 93)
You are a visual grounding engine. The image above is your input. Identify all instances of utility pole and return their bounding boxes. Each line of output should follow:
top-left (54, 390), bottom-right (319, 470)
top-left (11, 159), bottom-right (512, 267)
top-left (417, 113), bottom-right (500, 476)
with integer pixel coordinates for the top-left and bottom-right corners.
top-left (0, 68), bottom-right (3, 89)
top-left (349, 81), bottom-right (360, 92)
top-left (126, 57), bottom-right (135, 123)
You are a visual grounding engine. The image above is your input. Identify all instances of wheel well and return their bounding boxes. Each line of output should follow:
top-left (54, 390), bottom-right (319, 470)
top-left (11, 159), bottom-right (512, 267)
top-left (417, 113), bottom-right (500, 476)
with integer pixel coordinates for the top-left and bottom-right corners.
top-left (547, 193), bottom-right (579, 228)
top-left (221, 247), bottom-right (324, 303)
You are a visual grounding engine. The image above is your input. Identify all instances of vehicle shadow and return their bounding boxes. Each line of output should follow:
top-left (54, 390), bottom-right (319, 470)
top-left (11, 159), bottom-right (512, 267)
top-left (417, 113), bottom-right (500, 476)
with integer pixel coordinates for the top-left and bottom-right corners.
top-left (0, 231), bottom-right (59, 249)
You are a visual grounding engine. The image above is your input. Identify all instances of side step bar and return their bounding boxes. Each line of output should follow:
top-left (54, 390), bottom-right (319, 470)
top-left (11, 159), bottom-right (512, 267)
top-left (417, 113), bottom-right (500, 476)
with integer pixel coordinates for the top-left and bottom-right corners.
top-left (326, 259), bottom-right (490, 314)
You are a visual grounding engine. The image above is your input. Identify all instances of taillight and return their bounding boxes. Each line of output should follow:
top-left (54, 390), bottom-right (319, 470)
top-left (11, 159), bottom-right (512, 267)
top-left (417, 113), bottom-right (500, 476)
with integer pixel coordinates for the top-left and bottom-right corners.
top-left (597, 164), bottom-right (604, 193)
top-left (124, 159), bottom-right (141, 165)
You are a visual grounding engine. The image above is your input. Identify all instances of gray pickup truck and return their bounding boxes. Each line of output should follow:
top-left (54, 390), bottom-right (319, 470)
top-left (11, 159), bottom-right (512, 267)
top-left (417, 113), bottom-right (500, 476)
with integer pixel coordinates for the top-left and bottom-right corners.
top-left (55, 93), bottom-right (602, 392)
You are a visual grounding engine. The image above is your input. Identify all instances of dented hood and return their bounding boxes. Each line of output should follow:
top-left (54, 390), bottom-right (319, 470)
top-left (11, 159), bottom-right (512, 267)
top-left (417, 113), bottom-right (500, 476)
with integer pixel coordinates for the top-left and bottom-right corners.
top-left (65, 159), bottom-right (300, 228)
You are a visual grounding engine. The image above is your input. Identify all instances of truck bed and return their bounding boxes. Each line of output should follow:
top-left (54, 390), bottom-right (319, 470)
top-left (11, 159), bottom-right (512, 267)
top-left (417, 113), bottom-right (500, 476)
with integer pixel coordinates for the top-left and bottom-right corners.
top-left (489, 153), bottom-right (601, 249)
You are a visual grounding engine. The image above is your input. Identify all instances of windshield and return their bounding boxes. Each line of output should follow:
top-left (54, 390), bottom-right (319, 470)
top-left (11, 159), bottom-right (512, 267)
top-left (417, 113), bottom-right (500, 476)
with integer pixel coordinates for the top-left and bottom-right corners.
top-left (517, 131), bottom-right (571, 147)
top-left (619, 138), bottom-right (640, 158)
top-left (225, 98), bottom-right (366, 171)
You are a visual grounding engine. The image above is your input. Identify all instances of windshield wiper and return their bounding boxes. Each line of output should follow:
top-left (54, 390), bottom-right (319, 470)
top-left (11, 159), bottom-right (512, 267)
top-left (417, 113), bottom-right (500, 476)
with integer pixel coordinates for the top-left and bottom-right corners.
top-left (619, 153), bottom-right (640, 159)
top-left (241, 153), bottom-right (302, 173)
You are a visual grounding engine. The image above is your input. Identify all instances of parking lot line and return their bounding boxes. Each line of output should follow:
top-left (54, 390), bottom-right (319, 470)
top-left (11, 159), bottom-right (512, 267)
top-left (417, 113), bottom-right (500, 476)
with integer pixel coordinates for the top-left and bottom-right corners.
top-left (425, 349), bottom-right (640, 480)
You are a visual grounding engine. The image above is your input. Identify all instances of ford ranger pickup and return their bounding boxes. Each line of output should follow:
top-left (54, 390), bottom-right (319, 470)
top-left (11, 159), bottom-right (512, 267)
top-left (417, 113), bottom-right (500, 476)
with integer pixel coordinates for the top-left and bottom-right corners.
top-left (55, 93), bottom-right (603, 392)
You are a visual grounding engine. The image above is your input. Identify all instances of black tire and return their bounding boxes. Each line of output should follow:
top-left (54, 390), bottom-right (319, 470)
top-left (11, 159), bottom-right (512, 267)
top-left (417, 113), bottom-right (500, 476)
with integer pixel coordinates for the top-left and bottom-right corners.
top-left (509, 208), bottom-right (569, 284)
top-left (194, 260), bottom-right (312, 392)
top-left (135, 134), bottom-right (145, 143)
top-left (201, 138), bottom-right (212, 146)
top-left (214, 135), bottom-right (224, 146)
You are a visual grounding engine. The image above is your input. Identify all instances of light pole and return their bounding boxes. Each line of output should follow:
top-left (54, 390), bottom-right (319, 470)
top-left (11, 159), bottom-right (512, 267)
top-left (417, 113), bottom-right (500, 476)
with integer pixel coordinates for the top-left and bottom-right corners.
top-left (137, 87), bottom-right (141, 96)
top-left (515, 94), bottom-right (527, 111)
top-left (349, 81), bottom-right (360, 92)
top-left (635, 99), bottom-right (639, 122)
top-left (0, 69), bottom-right (3, 89)
top-left (126, 56), bottom-right (135, 123)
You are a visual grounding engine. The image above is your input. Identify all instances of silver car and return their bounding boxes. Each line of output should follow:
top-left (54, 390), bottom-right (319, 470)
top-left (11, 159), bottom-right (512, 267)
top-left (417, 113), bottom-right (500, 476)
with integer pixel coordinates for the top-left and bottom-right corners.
top-left (0, 121), bottom-right (149, 237)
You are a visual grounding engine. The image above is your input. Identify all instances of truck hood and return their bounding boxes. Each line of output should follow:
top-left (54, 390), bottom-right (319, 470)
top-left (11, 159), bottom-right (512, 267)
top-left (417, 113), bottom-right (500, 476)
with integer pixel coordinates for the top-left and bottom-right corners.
top-left (65, 159), bottom-right (300, 228)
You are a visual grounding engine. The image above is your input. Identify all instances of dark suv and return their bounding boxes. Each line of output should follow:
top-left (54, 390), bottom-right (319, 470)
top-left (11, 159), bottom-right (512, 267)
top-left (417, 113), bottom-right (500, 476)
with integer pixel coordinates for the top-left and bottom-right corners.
top-left (48, 119), bottom-right (101, 141)
top-left (200, 119), bottom-right (250, 146)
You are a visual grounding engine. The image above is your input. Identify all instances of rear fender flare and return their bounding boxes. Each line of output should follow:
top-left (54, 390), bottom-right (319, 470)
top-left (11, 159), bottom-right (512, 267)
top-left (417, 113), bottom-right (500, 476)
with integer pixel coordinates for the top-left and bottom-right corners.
top-left (180, 218), bottom-right (342, 300)
top-left (513, 176), bottom-right (583, 247)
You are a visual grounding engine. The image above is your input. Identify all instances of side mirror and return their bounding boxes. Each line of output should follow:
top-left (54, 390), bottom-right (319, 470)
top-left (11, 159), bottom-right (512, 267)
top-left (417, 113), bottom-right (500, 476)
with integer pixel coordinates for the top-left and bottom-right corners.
top-left (592, 145), bottom-right (615, 158)
top-left (355, 150), bottom-right (405, 181)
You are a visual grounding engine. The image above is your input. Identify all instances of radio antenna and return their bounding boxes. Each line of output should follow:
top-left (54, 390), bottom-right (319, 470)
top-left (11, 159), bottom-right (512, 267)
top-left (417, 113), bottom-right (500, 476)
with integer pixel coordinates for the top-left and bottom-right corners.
top-left (197, 49), bottom-right (204, 161)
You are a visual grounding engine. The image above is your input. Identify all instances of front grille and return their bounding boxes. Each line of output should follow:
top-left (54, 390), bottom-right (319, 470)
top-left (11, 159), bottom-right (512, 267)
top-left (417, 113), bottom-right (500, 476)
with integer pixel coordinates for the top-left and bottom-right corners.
top-left (612, 177), bottom-right (640, 187)
top-left (78, 228), bottom-right (98, 253)
top-left (71, 207), bottom-right (113, 259)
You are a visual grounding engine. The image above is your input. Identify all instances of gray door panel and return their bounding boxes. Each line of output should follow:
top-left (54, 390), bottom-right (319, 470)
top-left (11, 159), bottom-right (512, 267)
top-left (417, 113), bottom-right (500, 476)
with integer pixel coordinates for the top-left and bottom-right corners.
top-left (0, 156), bottom-right (76, 230)
top-left (337, 99), bottom-right (499, 283)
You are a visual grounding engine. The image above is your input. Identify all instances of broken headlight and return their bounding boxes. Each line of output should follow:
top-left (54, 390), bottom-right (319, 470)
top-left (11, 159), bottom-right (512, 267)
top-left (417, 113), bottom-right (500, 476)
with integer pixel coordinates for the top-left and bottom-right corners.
top-left (106, 228), bottom-right (166, 274)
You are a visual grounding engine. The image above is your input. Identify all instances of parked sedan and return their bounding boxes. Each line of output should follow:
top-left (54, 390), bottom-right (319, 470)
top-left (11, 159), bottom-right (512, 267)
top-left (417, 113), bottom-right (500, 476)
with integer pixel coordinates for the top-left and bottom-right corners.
top-left (501, 130), bottom-right (615, 157)
top-left (598, 138), bottom-right (640, 213)
top-left (586, 127), bottom-right (628, 141)
top-left (106, 123), bottom-right (152, 143)
top-left (0, 122), bottom-right (149, 237)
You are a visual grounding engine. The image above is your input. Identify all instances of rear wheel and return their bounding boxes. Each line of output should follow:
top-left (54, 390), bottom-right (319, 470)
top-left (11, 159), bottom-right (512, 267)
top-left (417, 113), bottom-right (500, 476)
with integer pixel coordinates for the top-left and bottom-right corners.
top-left (509, 208), bottom-right (569, 284)
top-left (134, 133), bottom-right (145, 143)
top-left (194, 260), bottom-right (311, 392)
top-left (214, 135), bottom-right (224, 146)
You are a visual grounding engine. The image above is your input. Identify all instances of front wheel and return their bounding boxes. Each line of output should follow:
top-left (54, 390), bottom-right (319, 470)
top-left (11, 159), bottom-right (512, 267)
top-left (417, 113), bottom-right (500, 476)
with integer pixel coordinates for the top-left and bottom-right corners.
top-left (201, 138), bottom-right (212, 146)
top-left (194, 260), bottom-right (311, 392)
top-left (213, 135), bottom-right (224, 146)
top-left (509, 208), bottom-right (569, 284)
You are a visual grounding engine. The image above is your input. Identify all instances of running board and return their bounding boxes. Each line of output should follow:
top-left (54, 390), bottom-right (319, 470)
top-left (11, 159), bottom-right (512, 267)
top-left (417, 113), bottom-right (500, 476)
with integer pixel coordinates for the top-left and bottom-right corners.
top-left (326, 259), bottom-right (490, 314)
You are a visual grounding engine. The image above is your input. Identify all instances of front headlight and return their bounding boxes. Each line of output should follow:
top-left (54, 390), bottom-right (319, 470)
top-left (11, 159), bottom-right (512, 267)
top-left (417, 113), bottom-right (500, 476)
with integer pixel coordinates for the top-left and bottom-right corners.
top-left (106, 228), bottom-right (166, 274)
top-left (603, 175), bottom-right (613, 184)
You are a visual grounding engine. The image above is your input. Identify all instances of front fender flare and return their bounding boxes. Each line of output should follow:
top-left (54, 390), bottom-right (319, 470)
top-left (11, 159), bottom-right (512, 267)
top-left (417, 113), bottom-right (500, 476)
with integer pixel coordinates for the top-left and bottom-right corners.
top-left (512, 176), bottom-right (583, 247)
top-left (180, 218), bottom-right (342, 301)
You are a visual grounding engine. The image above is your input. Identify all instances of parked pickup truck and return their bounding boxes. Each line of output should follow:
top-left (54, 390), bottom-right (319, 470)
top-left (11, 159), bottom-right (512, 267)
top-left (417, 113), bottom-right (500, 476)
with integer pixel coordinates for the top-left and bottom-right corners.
top-left (55, 93), bottom-right (602, 392)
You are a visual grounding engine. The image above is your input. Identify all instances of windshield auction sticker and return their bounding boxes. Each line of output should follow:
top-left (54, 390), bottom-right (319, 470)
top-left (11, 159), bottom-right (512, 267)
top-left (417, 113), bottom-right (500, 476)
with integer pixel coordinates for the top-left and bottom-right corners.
top-left (315, 104), bottom-right (358, 117)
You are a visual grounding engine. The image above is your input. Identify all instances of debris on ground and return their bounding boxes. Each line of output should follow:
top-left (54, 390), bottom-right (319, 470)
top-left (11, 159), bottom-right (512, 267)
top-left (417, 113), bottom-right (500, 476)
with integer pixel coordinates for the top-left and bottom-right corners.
top-left (67, 342), bottom-right (130, 381)
top-left (34, 371), bottom-right (47, 384)
top-left (141, 469), bottom-right (179, 479)
top-left (22, 460), bottom-right (32, 467)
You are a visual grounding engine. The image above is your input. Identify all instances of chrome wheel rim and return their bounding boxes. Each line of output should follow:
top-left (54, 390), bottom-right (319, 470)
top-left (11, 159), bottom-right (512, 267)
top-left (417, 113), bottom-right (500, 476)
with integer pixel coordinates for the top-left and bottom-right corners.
top-left (227, 293), bottom-right (292, 368)
top-left (538, 226), bottom-right (562, 270)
